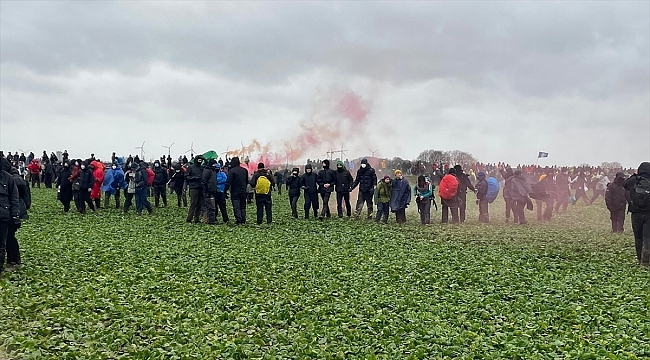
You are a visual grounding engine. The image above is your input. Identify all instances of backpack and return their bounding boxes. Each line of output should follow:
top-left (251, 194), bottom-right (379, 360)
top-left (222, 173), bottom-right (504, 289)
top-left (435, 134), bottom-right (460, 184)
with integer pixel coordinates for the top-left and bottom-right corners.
top-left (486, 177), bottom-right (500, 203)
top-left (255, 175), bottom-right (272, 195)
top-left (438, 174), bottom-right (459, 201)
top-left (630, 177), bottom-right (650, 212)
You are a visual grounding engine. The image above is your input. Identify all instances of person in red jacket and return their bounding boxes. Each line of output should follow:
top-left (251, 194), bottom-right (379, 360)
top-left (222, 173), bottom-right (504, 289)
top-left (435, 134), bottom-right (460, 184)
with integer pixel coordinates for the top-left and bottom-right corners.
top-left (90, 161), bottom-right (105, 209)
top-left (27, 160), bottom-right (41, 188)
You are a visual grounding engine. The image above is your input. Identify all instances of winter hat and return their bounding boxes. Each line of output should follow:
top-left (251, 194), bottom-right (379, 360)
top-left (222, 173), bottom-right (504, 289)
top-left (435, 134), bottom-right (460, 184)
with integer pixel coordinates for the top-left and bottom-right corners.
top-left (615, 172), bottom-right (625, 179)
top-left (230, 157), bottom-right (240, 166)
top-left (454, 165), bottom-right (463, 172)
top-left (638, 162), bottom-right (650, 176)
top-left (305, 164), bottom-right (313, 170)
top-left (448, 168), bottom-right (456, 175)
top-left (361, 158), bottom-right (368, 165)
top-left (209, 159), bottom-right (218, 166)
top-left (292, 167), bottom-right (299, 173)
top-left (477, 171), bottom-right (486, 180)
top-left (0, 157), bottom-right (11, 172)
top-left (383, 175), bottom-right (391, 180)
top-left (130, 162), bottom-right (139, 169)
top-left (337, 160), bottom-right (344, 168)
top-left (322, 159), bottom-right (330, 169)
top-left (258, 162), bottom-right (265, 170)
top-left (394, 169), bottom-right (402, 176)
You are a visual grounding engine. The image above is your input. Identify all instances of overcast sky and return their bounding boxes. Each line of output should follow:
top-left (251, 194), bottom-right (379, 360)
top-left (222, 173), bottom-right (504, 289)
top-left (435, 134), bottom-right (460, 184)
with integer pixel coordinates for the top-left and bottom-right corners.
top-left (1, 1), bottom-right (649, 167)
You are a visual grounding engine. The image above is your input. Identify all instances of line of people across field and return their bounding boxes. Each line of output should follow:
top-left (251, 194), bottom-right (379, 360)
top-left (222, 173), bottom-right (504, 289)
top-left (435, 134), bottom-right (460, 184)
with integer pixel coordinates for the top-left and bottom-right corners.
top-left (1, 149), bottom-right (649, 273)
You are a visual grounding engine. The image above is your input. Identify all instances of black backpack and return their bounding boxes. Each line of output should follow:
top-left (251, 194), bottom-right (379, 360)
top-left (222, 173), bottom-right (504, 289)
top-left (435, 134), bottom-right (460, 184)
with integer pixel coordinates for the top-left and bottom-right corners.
top-left (630, 177), bottom-right (650, 212)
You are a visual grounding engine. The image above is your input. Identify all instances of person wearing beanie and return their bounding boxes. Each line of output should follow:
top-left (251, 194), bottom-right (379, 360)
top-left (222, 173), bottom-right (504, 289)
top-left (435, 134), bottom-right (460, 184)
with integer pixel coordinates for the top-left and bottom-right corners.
top-left (375, 175), bottom-right (392, 223)
top-left (605, 172), bottom-right (628, 234)
top-left (0, 157), bottom-right (20, 275)
top-left (453, 165), bottom-right (475, 223)
top-left (185, 155), bottom-right (205, 223)
top-left (170, 163), bottom-right (187, 207)
top-left (351, 158), bottom-right (377, 220)
top-left (56, 161), bottom-right (74, 212)
top-left (250, 162), bottom-right (275, 225)
top-left (476, 171), bottom-right (489, 223)
top-left (152, 159), bottom-right (169, 207)
top-left (225, 156), bottom-right (249, 225)
top-left (334, 161), bottom-right (353, 218)
top-left (390, 168), bottom-right (411, 224)
top-left (286, 167), bottom-right (301, 218)
top-left (214, 163), bottom-right (229, 223)
top-left (316, 159), bottom-right (336, 220)
top-left (624, 162), bottom-right (650, 267)
top-left (201, 159), bottom-right (220, 224)
top-left (78, 160), bottom-right (96, 214)
top-left (299, 164), bottom-right (319, 219)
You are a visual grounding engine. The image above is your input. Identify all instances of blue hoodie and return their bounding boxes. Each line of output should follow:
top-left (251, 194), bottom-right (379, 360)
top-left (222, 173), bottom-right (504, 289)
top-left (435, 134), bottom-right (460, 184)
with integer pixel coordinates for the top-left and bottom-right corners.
top-left (216, 167), bottom-right (227, 193)
top-left (101, 167), bottom-right (125, 194)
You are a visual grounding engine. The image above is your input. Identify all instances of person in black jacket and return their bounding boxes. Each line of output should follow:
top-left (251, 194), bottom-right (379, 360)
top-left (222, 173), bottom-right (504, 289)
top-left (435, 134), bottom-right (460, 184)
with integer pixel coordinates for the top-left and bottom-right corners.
top-left (606, 172), bottom-right (628, 234)
top-left (317, 160), bottom-right (336, 220)
top-left (152, 160), bottom-right (169, 207)
top-left (454, 165), bottom-right (476, 223)
top-left (476, 171), bottom-right (489, 223)
top-left (286, 167), bottom-right (301, 218)
top-left (78, 161), bottom-right (96, 214)
top-left (201, 159), bottom-right (219, 224)
top-left (6, 165), bottom-right (29, 268)
top-left (351, 158), bottom-right (377, 220)
top-left (334, 161), bottom-right (353, 218)
top-left (554, 168), bottom-right (570, 214)
top-left (300, 164), bottom-right (319, 219)
top-left (135, 163), bottom-right (153, 215)
top-left (185, 155), bottom-right (205, 223)
top-left (170, 163), bottom-right (187, 207)
top-left (56, 161), bottom-right (73, 212)
top-left (250, 163), bottom-right (275, 225)
top-left (225, 156), bottom-right (249, 225)
top-left (624, 162), bottom-right (650, 267)
top-left (0, 157), bottom-right (21, 275)
top-left (43, 160), bottom-right (54, 188)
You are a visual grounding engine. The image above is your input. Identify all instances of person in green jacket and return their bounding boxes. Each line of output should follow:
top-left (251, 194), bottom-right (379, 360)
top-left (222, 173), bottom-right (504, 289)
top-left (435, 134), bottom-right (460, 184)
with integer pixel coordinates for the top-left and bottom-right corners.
top-left (374, 175), bottom-right (392, 223)
top-left (414, 175), bottom-right (434, 225)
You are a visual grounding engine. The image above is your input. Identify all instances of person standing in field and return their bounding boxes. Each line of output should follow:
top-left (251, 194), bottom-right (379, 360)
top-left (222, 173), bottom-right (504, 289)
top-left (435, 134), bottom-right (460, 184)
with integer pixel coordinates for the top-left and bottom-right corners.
top-left (250, 163), bottom-right (275, 225)
top-left (170, 163), bottom-right (187, 207)
top-left (570, 170), bottom-right (591, 205)
top-left (152, 160), bottom-right (169, 207)
top-left (509, 170), bottom-right (532, 225)
top-left (43, 160), bottom-right (54, 188)
top-left (624, 162), bottom-right (650, 268)
top-left (317, 160), bottom-right (336, 221)
top-left (185, 155), bottom-right (205, 223)
top-left (102, 163), bottom-right (125, 209)
top-left (78, 161), bottom-right (96, 214)
top-left (90, 161), bottom-right (104, 210)
top-left (27, 160), bottom-right (41, 188)
top-left (352, 158), bottom-right (377, 220)
top-left (286, 167), bottom-right (301, 218)
top-left (56, 161), bottom-right (73, 212)
top-left (453, 165), bottom-right (475, 223)
top-left (300, 164), bottom-right (319, 219)
top-left (0, 157), bottom-right (21, 276)
top-left (273, 168), bottom-right (284, 195)
top-left (605, 172), bottom-right (628, 234)
top-left (135, 161), bottom-right (153, 216)
top-left (375, 175), bottom-right (392, 224)
top-left (590, 172), bottom-right (610, 205)
top-left (500, 167), bottom-right (515, 222)
top-left (225, 156), bottom-right (249, 225)
top-left (201, 159), bottom-right (219, 225)
top-left (214, 163), bottom-right (229, 224)
top-left (5, 160), bottom-right (30, 269)
top-left (123, 163), bottom-right (138, 213)
top-left (390, 170), bottom-right (411, 224)
top-left (414, 175), bottom-right (433, 225)
top-left (475, 171), bottom-right (489, 223)
top-left (440, 168), bottom-right (460, 224)
top-left (334, 161), bottom-right (353, 219)
top-left (554, 167), bottom-right (570, 214)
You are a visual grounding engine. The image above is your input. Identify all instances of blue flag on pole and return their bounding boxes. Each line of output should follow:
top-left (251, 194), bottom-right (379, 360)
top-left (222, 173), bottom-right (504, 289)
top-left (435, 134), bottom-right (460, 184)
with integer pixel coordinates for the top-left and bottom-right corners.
top-left (538, 151), bottom-right (549, 158)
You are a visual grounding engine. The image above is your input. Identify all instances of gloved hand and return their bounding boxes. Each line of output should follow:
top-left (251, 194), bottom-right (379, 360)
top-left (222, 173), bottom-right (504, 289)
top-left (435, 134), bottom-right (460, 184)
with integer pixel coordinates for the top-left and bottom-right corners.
top-left (12, 216), bottom-right (21, 229)
top-left (88, 188), bottom-right (92, 192)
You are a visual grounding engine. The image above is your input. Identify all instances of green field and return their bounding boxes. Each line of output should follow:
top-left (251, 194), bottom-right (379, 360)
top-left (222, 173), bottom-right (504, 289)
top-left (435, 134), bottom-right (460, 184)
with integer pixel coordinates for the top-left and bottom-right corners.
top-left (1, 187), bottom-right (648, 359)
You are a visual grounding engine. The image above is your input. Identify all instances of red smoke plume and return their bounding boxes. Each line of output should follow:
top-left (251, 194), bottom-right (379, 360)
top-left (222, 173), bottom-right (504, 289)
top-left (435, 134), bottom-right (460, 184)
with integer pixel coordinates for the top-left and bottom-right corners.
top-left (226, 89), bottom-right (372, 167)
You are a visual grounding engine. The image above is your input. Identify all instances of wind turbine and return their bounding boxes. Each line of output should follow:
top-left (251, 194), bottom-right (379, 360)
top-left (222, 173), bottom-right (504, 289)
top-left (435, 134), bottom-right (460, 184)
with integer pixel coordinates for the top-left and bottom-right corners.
top-left (369, 149), bottom-right (378, 158)
top-left (135, 141), bottom-right (146, 160)
top-left (221, 146), bottom-right (230, 158)
top-left (162, 143), bottom-right (174, 157)
top-left (185, 142), bottom-right (195, 157)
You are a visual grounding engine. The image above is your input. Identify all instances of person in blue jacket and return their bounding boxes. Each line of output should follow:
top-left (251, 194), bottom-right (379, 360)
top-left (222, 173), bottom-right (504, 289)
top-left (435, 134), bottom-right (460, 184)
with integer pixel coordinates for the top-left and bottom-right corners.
top-left (413, 175), bottom-right (433, 225)
top-left (102, 163), bottom-right (125, 209)
top-left (390, 170), bottom-right (411, 224)
top-left (215, 163), bottom-right (229, 223)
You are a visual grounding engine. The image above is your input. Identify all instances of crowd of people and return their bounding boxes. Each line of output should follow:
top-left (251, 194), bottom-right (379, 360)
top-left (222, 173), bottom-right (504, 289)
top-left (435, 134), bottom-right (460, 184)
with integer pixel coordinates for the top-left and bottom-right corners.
top-left (0, 149), bottom-right (649, 274)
